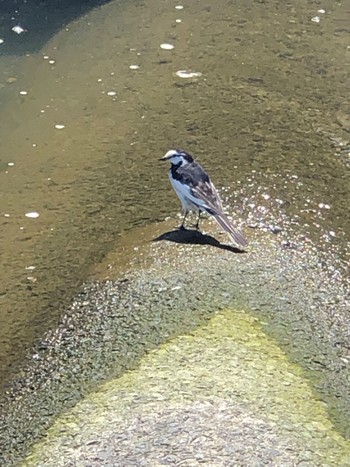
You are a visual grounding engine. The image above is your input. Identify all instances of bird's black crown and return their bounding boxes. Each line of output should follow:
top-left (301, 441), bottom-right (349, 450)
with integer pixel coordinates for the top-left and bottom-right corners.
top-left (176, 149), bottom-right (194, 163)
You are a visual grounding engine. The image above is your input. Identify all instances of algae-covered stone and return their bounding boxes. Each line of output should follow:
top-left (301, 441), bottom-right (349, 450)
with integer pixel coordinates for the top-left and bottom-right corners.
top-left (23, 310), bottom-right (350, 466)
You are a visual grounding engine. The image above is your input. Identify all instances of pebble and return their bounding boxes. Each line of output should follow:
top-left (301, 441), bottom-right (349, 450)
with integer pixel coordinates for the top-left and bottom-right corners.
top-left (160, 43), bottom-right (174, 50)
top-left (269, 225), bottom-right (282, 234)
top-left (54, 124), bottom-right (65, 130)
top-left (12, 25), bottom-right (25, 34)
top-left (175, 70), bottom-right (202, 78)
top-left (25, 212), bottom-right (40, 218)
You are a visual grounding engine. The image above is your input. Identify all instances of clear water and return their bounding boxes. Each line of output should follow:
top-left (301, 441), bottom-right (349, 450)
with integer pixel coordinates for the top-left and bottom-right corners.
top-left (0, 0), bottom-right (349, 388)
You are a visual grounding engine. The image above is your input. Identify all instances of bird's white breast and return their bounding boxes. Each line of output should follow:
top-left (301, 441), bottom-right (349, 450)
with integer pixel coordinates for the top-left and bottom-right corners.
top-left (168, 173), bottom-right (196, 211)
top-left (168, 172), bottom-right (210, 213)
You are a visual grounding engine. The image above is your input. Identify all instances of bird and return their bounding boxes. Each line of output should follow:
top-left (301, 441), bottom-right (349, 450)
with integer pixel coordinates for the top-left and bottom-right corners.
top-left (160, 148), bottom-right (248, 248)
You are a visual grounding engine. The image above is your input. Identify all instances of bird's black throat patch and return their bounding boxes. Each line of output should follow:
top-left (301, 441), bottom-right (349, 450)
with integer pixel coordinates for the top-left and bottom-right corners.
top-left (171, 161), bottom-right (210, 188)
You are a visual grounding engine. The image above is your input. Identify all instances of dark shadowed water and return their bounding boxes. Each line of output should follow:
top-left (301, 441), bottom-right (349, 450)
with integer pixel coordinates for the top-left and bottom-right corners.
top-left (0, 0), bottom-right (349, 397)
top-left (0, 0), bottom-right (112, 55)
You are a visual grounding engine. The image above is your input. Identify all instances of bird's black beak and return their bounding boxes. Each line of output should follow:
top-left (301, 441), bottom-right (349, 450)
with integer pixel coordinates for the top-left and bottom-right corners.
top-left (159, 155), bottom-right (168, 161)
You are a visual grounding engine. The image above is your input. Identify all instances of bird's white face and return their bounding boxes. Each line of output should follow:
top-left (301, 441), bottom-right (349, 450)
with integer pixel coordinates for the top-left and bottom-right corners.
top-left (160, 149), bottom-right (193, 166)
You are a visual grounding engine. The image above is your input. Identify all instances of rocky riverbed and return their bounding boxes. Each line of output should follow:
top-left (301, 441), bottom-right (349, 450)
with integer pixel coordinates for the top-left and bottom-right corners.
top-left (1, 219), bottom-right (350, 465)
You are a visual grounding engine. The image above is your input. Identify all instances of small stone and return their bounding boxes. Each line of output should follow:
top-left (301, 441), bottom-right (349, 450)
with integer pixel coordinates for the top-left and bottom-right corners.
top-left (160, 43), bottom-right (174, 50)
top-left (269, 225), bottom-right (282, 234)
top-left (12, 25), bottom-right (25, 34)
top-left (25, 212), bottom-right (40, 218)
top-left (175, 70), bottom-right (202, 78)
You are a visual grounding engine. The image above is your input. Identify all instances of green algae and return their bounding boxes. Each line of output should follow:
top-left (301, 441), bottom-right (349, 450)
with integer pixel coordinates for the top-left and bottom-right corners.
top-left (23, 309), bottom-right (350, 466)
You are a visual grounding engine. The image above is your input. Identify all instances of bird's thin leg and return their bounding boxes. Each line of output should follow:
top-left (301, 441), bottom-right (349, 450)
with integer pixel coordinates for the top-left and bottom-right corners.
top-left (195, 211), bottom-right (202, 230)
top-left (179, 210), bottom-right (189, 230)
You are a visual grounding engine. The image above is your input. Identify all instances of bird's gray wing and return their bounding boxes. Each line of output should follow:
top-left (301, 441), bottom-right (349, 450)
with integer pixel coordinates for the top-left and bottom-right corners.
top-left (190, 180), bottom-right (248, 248)
top-left (175, 162), bottom-right (223, 213)
top-left (189, 179), bottom-right (224, 214)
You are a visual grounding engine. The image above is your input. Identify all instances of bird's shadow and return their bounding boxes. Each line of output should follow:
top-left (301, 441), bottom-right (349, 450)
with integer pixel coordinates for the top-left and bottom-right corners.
top-left (153, 227), bottom-right (245, 254)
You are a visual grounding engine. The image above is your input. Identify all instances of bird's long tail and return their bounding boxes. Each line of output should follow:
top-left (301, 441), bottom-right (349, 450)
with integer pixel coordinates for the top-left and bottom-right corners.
top-left (212, 212), bottom-right (248, 248)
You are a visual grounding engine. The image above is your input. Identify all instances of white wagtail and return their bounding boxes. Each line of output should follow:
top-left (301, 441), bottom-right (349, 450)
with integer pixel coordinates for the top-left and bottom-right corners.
top-left (160, 149), bottom-right (248, 248)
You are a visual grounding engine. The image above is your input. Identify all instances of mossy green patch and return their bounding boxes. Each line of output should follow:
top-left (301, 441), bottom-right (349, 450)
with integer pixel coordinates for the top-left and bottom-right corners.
top-left (23, 309), bottom-right (350, 466)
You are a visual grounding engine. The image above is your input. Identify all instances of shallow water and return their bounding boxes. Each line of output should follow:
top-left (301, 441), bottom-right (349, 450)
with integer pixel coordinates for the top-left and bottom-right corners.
top-left (0, 0), bottom-right (349, 391)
